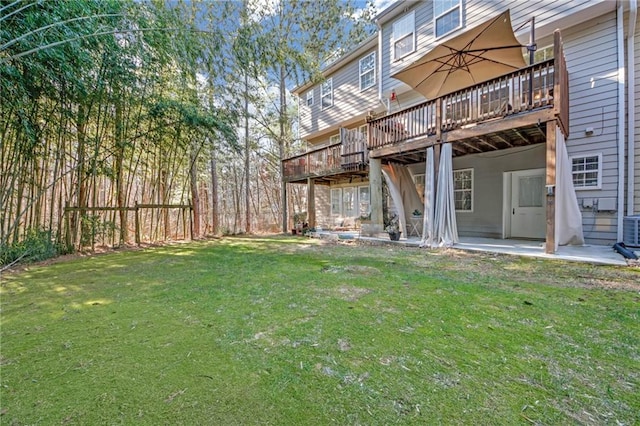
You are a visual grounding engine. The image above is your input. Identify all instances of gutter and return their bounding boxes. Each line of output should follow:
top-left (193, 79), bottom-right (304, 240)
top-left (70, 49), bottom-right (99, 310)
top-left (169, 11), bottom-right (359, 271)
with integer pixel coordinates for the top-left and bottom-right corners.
top-left (628, 0), bottom-right (637, 216)
top-left (376, 18), bottom-right (384, 110)
top-left (616, 2), bottom-right (625, 241)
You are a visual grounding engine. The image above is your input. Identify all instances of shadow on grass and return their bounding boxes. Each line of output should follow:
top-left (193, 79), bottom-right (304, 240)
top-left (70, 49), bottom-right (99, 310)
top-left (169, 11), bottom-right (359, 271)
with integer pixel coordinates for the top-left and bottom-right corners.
top-left (1, 236), bottom-right (639, 424)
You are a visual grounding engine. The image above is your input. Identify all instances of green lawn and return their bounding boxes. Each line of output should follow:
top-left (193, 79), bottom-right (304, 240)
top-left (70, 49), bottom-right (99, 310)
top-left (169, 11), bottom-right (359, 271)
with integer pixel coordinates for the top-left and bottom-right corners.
top-left (1, 236), bottom-right (638, 425)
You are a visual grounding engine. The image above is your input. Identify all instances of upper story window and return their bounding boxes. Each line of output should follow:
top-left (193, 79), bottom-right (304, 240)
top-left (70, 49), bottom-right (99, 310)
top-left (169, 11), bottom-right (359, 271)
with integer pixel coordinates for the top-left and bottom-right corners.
top-left (330, 134), bottom-right (341, 144)
top-left (321, 78), bottom-right (333, 110)
top-left (571, 153), bottom-right (602, 189)
top-left (306, 90), bottom-right (314, 107)
top-left (393, 11), bottom-right (415, 60)
top-left (434, 0), bottom-right (462, 38)
top-left (528, 44), bottom-right (554, 64)
top-left (358, 124), bottom-right (368, 143)
top-left (359, 52), bottom-right (376, 90)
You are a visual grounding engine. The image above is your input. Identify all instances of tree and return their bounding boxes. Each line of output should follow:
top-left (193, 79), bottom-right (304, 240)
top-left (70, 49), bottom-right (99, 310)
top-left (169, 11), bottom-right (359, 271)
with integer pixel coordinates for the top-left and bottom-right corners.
top-left (239, 0), bottom-right (375, 232)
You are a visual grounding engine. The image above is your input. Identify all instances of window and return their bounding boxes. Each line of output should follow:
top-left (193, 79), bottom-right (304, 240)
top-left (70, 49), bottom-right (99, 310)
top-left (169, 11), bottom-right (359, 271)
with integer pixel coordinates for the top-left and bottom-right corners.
top-left (393, 11), bottom-right (415, 60)
top-left (444, 93), bottom-right (471, 123)
top-left (571, 154), bottom-right (602, 189)
top-left (321, 78), bottom-right (333, 109)
top-left (331, 188), bottom-right (342, 214)
top-left (358, 186), bottom-right (370, 217)
top-left (518, 175), bottom-right (545, 207)
top-left (330, 134), bottom-right (340, 144)
top-left (359, 124), bottom-right (368, 143)
top-left (306, 90), bottom-right (314, 106)
top-left (434, 0), bottom-right (462, 38)
top-left (453, 168), bottom-right (473, 211)
top-left (480, 82), bottom-right (510, 117)
top-left (525, 44), bottom-right (554, 64)
top-left (359, 52), bottom-right (376, 90)
top-left (343, 187), bottom-right (356, 217)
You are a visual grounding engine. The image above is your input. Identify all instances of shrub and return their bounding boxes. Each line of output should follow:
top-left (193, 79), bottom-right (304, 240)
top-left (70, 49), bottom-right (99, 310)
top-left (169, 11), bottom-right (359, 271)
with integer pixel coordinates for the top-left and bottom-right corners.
top-left (0, 228), bottom-right (66, 267)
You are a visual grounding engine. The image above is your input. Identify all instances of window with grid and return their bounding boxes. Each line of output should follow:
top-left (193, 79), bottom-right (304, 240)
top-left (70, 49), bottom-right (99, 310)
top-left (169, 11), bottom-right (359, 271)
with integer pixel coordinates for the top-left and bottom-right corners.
top-left (524, 44), bottom-right (554, 64)
top-left (343, 187), bottom-right (356, 217)
top-left (321, 78), bottom-right (333, 109)
top-left (434, 0), bottom-right (462, 38)
top-left (480, 83), bottom-right (510, 117)
top-left (306, 90), bottom-right (314, 106)
top-left (331, 188), bottom-right (342, 215)
top-left (571, 154), bottom-right (601, 189)
top-left (358, 186), bottom-right (370, 217)
top-left (359, 52), bottom-right (376, 90)
top-left (393, 11), bottom-right (415, 60)
top-left (453, 168), bottom-right (473, 211)
top-left (358, 124), bottom-right (368, 144)
top-left (444, 94), bottom-right (471, 123)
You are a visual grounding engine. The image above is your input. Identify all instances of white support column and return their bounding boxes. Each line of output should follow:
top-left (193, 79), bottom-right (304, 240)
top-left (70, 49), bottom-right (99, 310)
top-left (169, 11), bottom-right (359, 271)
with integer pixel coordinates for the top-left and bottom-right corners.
top-left (369, 158), bottom-right (384, 235)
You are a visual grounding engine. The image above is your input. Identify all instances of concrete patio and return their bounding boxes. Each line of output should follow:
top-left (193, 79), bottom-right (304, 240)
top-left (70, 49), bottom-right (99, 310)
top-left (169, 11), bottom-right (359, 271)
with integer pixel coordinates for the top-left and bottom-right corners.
top-left (313, 231), bottom-right (637, 266)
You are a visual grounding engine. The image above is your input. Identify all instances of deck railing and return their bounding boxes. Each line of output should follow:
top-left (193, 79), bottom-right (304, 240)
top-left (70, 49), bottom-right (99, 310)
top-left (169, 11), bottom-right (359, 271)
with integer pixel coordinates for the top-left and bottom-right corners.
top-left (368, 59), bottom-right (557, 150)
top-left (284, 32), bottom-right (569, 180)
top-left (340, 127), bottom-right (369, 171)
top-left (282, 128), bottom-right (368, 180)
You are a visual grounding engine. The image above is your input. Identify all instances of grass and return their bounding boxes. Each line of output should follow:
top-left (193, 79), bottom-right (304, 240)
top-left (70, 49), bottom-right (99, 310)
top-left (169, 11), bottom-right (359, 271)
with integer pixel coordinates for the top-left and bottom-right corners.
top-left (1, 236), bottom-right (639, 425)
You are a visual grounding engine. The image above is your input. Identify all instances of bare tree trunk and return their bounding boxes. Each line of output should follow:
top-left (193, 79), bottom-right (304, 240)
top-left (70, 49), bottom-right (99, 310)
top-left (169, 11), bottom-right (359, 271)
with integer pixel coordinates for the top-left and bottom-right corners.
top-left (279, 64), bottom-right (287, 233)
top-left (75, 104), bottom-right (88, 249)
top-left (244, 72), bottom-right (251, 233)
top-left (190, 141), bottom-right (200, 238)
top-left (210, 146), bottom-right (219, 235)
top-left (115, 99), bottom-right (127, 244)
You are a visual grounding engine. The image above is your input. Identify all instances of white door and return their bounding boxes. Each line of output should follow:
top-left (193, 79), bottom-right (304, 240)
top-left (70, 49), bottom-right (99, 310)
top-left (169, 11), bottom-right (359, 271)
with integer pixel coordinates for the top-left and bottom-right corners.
top-left (510, 169), bottom-right (546, 239)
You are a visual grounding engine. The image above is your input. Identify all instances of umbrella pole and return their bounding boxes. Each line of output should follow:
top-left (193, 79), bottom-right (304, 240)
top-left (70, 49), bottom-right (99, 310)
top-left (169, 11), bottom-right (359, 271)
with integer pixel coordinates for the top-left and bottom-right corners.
top-left (528, 17), bottom-right (536, 106)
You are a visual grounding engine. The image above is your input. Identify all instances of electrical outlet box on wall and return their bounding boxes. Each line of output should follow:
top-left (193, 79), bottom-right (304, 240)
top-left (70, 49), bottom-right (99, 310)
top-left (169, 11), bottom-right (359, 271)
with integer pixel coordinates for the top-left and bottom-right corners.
top-left (581, 198), bottom-right (594, 208)
top-left (597, 198), bottom-right (616, 211)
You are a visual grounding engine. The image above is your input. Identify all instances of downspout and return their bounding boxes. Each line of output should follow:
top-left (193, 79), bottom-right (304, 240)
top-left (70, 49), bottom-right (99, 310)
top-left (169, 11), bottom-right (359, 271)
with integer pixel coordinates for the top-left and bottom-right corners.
top-left (376, 18), bottom-right (384, 109)
top-left (628, 0), bottom-right (637, 216)
top-left (296, 94), bottom-right (301, 145)
top-left (616, 2), bottom-right (626, 241)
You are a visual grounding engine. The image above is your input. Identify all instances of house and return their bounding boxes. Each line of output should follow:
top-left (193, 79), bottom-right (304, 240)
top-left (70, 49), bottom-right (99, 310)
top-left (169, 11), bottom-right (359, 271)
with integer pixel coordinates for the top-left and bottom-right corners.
top-left (284, 0), bottom-right (639, 253)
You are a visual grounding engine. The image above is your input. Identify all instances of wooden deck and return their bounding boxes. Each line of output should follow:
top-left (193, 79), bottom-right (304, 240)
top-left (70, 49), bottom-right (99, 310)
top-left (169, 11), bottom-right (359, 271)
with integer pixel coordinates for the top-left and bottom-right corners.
top-left (367, 57), bottom-right (567, 163)
top-left (283, 33), bottom-right (568, 180)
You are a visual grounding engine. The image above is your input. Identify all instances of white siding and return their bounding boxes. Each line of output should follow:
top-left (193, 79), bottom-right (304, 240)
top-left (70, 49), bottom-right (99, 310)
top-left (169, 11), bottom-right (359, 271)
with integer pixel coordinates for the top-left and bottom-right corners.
top-left (314, 186), bottom-right (331, 229)
top-left (382, 2), bottom-right (431, 95)
top-left (381, 0), bottom-right (614, 96)
top-left (561, 12), bottom-right (619, 244)
top-left (635, 16), bottom-right (640, 214)
top-left (298, 47), bottom-right (379, 140)
top-left (450, 144), bottom-right (546, 238)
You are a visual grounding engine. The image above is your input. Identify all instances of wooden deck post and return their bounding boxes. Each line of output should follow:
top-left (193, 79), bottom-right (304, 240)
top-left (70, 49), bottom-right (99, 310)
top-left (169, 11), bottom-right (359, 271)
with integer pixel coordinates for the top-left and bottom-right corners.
top-left (545, 121), bottom-right (557, 254)
top-left (134, 201), bottom-right (141, 246)
top-left (307, 178), bottom-right (316, 228)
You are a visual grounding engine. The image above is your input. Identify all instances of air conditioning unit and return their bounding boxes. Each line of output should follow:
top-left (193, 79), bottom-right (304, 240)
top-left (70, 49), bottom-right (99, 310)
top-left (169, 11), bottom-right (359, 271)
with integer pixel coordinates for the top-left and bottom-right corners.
top-left (623, 215), bottom-right (640, 247)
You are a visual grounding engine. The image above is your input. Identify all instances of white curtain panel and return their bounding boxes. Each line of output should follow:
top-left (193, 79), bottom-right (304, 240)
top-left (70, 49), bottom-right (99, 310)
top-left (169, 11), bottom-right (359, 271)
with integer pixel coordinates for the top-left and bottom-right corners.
top-left (555, 126), bottom-right (585, 248)
top-left (382, 163), bottom-right (424, 237)
top-left (420, 147), bottom-right (435, 247)
top-left (433, 143), bottom-right (459, 247)
top-left (381, 166), bottom-right (408, 237)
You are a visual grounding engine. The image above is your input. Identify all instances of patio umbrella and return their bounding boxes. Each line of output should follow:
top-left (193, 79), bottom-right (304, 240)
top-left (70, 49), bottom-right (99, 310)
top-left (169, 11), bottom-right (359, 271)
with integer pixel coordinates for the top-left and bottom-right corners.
top-left (391, 10), bottom-right (526, 99)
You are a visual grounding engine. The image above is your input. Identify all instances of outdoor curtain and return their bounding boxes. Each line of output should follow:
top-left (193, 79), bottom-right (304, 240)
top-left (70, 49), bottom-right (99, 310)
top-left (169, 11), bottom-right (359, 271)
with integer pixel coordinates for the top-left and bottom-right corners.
top-left (432, 143), bottom-right (459, 247)
top-left (420, 147), bottom-right (435, 247)
top-left (555, 126), bottom-right (585, 248)
top-left (382, 163), bottom-right (423, 237)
